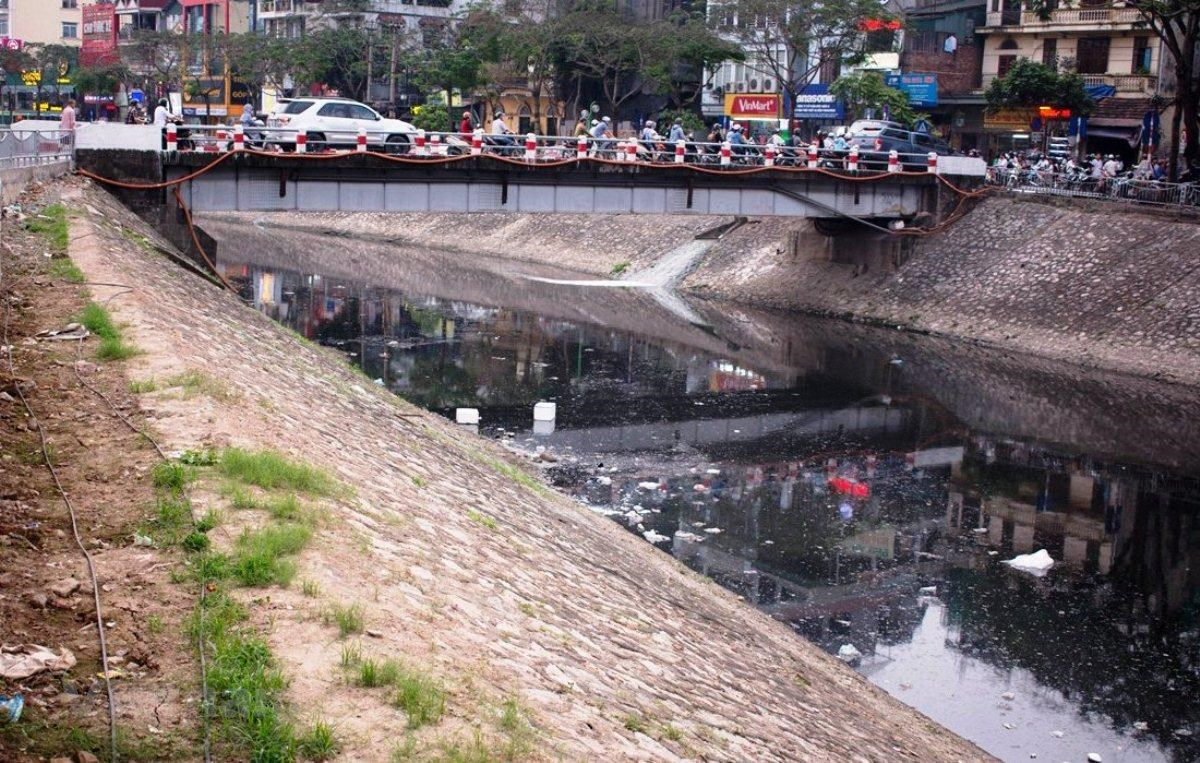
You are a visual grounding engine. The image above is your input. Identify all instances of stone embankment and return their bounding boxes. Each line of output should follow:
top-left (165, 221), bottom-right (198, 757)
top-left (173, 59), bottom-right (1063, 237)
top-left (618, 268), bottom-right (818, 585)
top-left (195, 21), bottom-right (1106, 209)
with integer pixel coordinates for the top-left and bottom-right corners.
top-left (214, 196), bottom-right (1200, 386)
top-left (62, 179), bottom-right (988, 760)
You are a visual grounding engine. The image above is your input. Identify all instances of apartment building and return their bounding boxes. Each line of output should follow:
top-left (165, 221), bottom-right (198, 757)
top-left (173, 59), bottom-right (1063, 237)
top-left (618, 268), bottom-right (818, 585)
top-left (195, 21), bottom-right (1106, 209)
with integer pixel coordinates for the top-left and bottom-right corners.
top-left (977, 0), bottom-right (1161, 155)
top-left (6, 0), bottom-right (84, 46)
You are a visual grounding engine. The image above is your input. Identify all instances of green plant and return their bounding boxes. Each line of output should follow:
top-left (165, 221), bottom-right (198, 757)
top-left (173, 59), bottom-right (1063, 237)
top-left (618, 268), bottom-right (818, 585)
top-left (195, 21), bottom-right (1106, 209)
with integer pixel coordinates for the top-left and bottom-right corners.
top-left (411, 474), bottom-right (427, 488)
top-left (179, 448), bottom-right (218, 466)
top-left (145, 495), bottom-right (193, 547)
top-left (339, 642), bottom-right (362, 670)
top-left (357, 657), bottom-right (401, 688)
top-left (195, 510), bottom-right (221, 533)
top-left (75, 301), bottom-right (140, 362)
top-left (660, 723), bottom-right (683, 742)
top-left (324, 603), bottom-right (364, 637)
top-left (162, 370), bottom-right (234, 402)
top-left (301, 579), bottom-right (320, 598)
top-left (219, 448), bottom-right (338, 496)
top-left (128, 378), bottom-right (158, 393)
top-left (296, 722), bottom-right (340, 761)
top-left (153, 461), bottom-right (192, 494)
top-left (147, 614), bottom-right (165, 635)
top-left (610, 260), bottom-right (631, 275)
top-left (182, 531), bottom-right (211, 553)
top-left (466, 509), bottom-right (498, 530)
top-left (25, 203), bottom-right (69, 254)
top-left (393, 667), bottom-right (446, 729)
top-left (622, 713), bottom-right (647, 734)
top-left (48, 257), bottom-right (86, 283)
top-left (230, 523), bottom-right (313, 587)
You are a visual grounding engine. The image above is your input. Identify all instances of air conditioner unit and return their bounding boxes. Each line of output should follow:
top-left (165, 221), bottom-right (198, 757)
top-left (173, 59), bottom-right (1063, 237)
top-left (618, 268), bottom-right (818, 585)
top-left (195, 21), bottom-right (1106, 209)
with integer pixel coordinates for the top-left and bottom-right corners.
top-left (749, 77), bottom-right (760, 91)
top-left (730, 82), bottom-right (746, 93)
top-left (762, 78), bottom-right (775, 91)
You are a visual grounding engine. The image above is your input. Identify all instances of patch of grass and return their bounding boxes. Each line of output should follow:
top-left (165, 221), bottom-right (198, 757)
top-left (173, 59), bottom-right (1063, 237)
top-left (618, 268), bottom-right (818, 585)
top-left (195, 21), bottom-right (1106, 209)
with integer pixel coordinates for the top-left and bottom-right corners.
top-left (356, 657), bottom-right (401, 688)
top-left (230, 523), bottom-right (313, 587)
top-left (496, 697), bottom-right (537, 758)
top-left (622, 713), bottom-right (648, 734)
top-left (219, 448), bottom-right (338, 496)
top-left (179, 448), bottom-right (218, 466)
top-left (195, 509), bottom-right (221, 533)
top-left (25, 203), bottom-right (69, 254)
top-left (147, 614), bottom-right (164, 635)
top-left (339, 642), bottom-right (362, 670)
top-left (153, 461), bottom-right (192, 494)
top-left (128, 378), bottom-right (158, 394)
top-left (393, 666), bottom-right (446, 729)
top-left (610, 260), bottom-right (631, 275)
top-left (517, 602), bottom-right (536, 617)
top-left (296, 722), bottom-right (340, 761)
top-left (437, 731), bottom-right (492, 763)
top-left (0, 715), bottom-right (185, 761)
top-left (190, 551), bottom-right (232, 583)
top-left (411, 474), bottom-right (427, 488)
top-left (48, 257), bottom-right (86, 283)
top-left (75, 301), bottom-right (140, 362)
top-left (181, 531), bottom-right (211, 553)
top-left (120, 226), bottom-right (155, 253)
top-left (301, 579), bottom-right (320, 598)
top-left (162, 370), bottom-right (234, 402)
top-left (144, 494), bottom-right (193, 547)
top-left (660, 723), bottom-right (683, 742)
top-left (323, 603), bottom-right (364, 637)
top-left (466, 509), bottom-right (498, 530)
top-left (474, 452), bottom-right (547, 496)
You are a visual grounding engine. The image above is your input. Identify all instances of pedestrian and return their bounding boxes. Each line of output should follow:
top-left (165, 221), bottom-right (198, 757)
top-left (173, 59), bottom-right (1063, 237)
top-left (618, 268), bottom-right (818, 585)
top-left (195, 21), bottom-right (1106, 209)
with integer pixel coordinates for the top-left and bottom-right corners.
top-left (667, 118), bottom-right (685, 143)
top-left (460, 110), bottom-right (473, 136)
top-left (153, 98), bottom-right (173, 127)
top-left (59, 98), bottom-right (77, 132)
top-left (573, 110), bottom-right (590, 137)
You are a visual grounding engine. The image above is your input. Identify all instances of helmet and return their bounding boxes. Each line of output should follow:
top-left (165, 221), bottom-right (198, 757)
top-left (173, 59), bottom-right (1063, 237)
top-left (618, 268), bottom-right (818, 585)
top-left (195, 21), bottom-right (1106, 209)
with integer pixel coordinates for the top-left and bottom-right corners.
top-left (644, 120), bottom-right (655, 127)
top-left (494, 110), bottom-right (504, 119)
top-left (602, 116), bottom-right (611, 122)
top-left (673, 118), bottom-right (682, 124)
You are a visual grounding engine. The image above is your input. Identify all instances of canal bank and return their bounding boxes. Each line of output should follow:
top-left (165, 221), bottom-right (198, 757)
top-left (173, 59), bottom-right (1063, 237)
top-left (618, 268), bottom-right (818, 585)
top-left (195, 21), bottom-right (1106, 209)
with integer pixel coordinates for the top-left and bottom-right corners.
top-left (215, 195), bottom-right (1200, 387)
top-left (30, 177), bottom-right (990, 759)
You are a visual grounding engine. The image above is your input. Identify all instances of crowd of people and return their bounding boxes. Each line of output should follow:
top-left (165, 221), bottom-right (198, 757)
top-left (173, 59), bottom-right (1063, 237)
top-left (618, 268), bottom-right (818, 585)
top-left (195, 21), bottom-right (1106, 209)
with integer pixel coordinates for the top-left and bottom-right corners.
top-left (988, 150), bottom-right (1198, 189)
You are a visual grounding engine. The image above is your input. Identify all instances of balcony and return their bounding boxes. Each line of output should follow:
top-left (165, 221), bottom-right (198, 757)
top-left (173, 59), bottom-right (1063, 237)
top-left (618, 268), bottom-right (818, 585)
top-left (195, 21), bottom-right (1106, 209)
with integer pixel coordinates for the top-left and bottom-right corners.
top-left (259, 0), bottom-right (305, 14)
top-left (983, 5), bottom-right (1142, 29)
top-left (1082, 73), bottom-right (1158, 94)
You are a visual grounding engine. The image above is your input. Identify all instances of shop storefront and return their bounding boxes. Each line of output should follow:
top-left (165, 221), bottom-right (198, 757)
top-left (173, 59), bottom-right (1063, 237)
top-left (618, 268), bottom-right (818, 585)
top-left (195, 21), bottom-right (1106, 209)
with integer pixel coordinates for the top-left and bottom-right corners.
top-left (724, 93), bottom-right (782, 140)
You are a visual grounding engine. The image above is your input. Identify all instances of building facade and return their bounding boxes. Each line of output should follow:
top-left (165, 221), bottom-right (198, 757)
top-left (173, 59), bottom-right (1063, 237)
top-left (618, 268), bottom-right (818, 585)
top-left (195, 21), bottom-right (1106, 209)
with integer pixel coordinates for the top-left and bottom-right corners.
top-left (7, 0), bottom-right (84, 47)
top-left (976, 0), bottom-right (1161, 157)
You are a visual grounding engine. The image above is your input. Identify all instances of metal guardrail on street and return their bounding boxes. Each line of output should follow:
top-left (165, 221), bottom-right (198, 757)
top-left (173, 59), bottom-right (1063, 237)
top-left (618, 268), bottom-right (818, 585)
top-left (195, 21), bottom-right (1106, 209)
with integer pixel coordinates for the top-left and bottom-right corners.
top-left (986, 168), bottom-right (1200, 209)
top-left (0, 128), bottom-right (76, 169)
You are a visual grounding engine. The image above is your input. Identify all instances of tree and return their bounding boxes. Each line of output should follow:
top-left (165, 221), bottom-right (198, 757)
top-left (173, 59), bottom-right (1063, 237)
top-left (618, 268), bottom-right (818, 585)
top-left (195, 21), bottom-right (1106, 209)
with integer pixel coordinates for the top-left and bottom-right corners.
top-left (29, 44), bottom-right (78, 116)
top-left (711, 0), bottom-right (893, 117)
top-left (984, 58), bottom-right (1093, 115)
top-left (830, 72), bottom-right (923, 126)
top-left (72, 63), bottom-right (131, 105)
top-left (660, 11), bottom-right (743, 110)
top-left (1125, 0), bottom-right (1199, 178)
top-left (121, 29), bottom-right (185, 93)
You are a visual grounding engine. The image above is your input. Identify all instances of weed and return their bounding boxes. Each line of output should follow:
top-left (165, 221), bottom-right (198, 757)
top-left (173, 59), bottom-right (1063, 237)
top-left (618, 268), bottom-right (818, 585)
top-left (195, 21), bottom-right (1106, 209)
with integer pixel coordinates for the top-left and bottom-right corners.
top-left (145, 495), bottom-right (193, 547)
top-left (437, 730), bottom-right (492, 763)
top-left (411, 474), bottom-right (427, 488)
top-left (301, 579), bottom-right (320, 598)
top-left (357, 657), bottom-right (401, 688)
top-left (49, 257), bottom-right (86, 283)
top-left (219, 447), bottom-right (337, 496)
top-left (393, 666), bottom-right (446, 729)
top-left (473, 453), bottom-right (547, 495)
top-left (610, 260), bottom-right (631, 275)
top-left (179, 448), bottom-right (218, 466)
top-left (323, 603), bottom-right (364, 637)
top-left (182, 531), bottom-right (211, 553)
top-left (190, 551), bottom-right (232, 583)
top-left (497, 697), bottom-right (537, 759)
top-left (339, 642), bottom-right (362, 670)
top-left (25, 203), bottom-right (69, 254)
top-left (466, 509), bottom-right (498, 530)
top-left (622, 713), bottom-right (647, 734)
top-left (195, 510), bottom-right (221, 533)
top-left (147, 614), bottom-right (164, 635)
top-left (162, 370), bottom-right (234, 402)
top-left (120, 226), bottom-right (155, 253)
top-left (153, 461), bottom-right (192, 494)
top-left (128, 378), bottom-right (158, 394)
top-left (76, 302), bottom-right (139, 361)
top-left (661, 723), bottom-right (683, 742)
top-left (296, 722), bottom-right (340, 761)
top-left (517, 602), bottom-right (536, 617)
top-left (390, 735), bottom-right (419, 762)
top-left (230, 523), bottom-right (312, 587)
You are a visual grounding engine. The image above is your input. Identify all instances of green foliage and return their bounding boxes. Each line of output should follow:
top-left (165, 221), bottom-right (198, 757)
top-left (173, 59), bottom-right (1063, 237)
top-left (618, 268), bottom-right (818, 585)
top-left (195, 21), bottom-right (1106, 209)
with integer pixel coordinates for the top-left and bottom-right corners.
top-left (622, 713), bottom-right (648, 733)
top-left (655, 109), bottom-right (706, 136)
top-left (25, 203), bottom-right (69, 254)
top-left (153, 461), bottom-right (192, 494)
top-left (296, 722), bottom-right (340, 761)
top-left (182, 531), bottom-right (211, 553)
top-left (72, 63), bottom-right (132, 101)
top-left (610, 260), bottom-right (631, 275)
top-left (75, 301), bottom-right (140, 362)
top-left (466, 509), bottom-right (498, 530)
top-left (145, 495), bottom-right (193, 547)
top-left (356, 657), bottom-right (402, 688)
top-left (393, 668), bottom-right (446, 729)
top-left (230, 523), bottom-right (313, 587)
top-left (409, 103), bottom-right (451, 133)
top-left (219, 448), bottom-right (338, 496)
top-left (128, 378), bottom-right (158, 394)
top-left (984, 57), bottom-right (1093, 115)
top-left (830, 71), bottom-right (924, 127)
top-left (48, 258), bottom-right (85, 283)
top-left (324, 603), bottom-right (365, 637)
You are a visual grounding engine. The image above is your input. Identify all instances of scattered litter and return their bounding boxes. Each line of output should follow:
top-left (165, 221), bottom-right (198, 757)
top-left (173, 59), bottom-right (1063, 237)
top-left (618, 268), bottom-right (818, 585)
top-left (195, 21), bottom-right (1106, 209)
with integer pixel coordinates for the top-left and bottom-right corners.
top-left (596, 476), bottom-right (612, 486)
top-left (637, 481), bottom-right (660, 491)
top-left (35, 324), bottom-right (89, 342)
top-left (836, 644), bottom-right (862, 664)
top-left (0, 644), bottom-right (77, 680)
top-left (133, 533), bottom-right (154, 547)
top-left (1087, 754), bottom-right (1102, 762)
top-left (642, 530), bottom-right (669, 544)
top-left (1051, 730), bottom-right (1064, 738)
top-left (692, 484), bottom-right (709, 492)
top-left (674, 531), bottom-right (703, 542)
top-left (762, 540), bottom-right (774, 545)
top-left (372, 378), bottom-right (384, 386)
top-left (1002, 549), bottom-right (1055, 576)
top-left (1133, 721), bottom-right (1148, 731)
top-left (889, 356), bottom-right (903, 365)
top-left (0, 693), bottom-right (23, 723)
top-left (919, 586), bottom-right (937, 596)
top-left (1003, 723), bottom-right (1015, 730)
top-left (703, 527), bottom-right (723, 534)
top-left (97, 669), bottom-right (125, 680)
top-left (1175, 729), bottom-right (1193, 737)
top-left (455, 408), bottom-right (479, 425)
top-left (705, 468), bottom-right (721, 475)
top-left (1000, 692), bottom-right (1015, 701)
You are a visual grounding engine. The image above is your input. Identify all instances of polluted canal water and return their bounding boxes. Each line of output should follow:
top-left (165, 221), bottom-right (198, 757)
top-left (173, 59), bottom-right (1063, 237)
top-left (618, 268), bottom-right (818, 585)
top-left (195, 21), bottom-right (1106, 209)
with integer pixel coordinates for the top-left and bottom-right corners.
top-left (210, 227), bottom-right (1200, 763)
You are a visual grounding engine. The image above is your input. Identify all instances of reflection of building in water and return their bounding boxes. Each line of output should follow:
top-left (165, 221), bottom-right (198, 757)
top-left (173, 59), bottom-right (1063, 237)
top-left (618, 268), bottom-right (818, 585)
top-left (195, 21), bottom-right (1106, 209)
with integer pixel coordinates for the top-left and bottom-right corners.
top-left (946, 435), bottom-right (1200, 617)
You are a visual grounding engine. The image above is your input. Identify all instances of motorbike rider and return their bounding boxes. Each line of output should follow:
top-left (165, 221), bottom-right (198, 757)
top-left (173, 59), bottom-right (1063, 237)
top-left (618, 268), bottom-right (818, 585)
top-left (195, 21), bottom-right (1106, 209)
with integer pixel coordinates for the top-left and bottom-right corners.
top-left (667, 118), bottom-right (686, 143)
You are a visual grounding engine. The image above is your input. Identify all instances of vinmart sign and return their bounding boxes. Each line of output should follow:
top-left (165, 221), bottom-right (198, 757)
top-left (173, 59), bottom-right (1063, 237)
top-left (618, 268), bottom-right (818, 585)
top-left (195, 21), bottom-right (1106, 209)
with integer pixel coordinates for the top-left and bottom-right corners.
top-left (724, 94), bottom-right (780, 120)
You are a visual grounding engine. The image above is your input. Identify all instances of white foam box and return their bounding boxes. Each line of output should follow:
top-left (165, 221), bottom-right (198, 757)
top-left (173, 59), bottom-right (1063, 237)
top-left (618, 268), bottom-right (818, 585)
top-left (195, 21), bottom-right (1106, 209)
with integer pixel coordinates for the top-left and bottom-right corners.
top-left (533, 402), bottom-right (556, 421)
top-left (455, 408), bottom-right (480, 425)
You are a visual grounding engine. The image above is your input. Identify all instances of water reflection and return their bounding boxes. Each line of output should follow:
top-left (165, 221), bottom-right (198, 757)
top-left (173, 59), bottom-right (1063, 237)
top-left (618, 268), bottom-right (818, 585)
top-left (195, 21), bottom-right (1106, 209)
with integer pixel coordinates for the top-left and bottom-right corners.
top-left (214, 246), bottom-right (1200, 763)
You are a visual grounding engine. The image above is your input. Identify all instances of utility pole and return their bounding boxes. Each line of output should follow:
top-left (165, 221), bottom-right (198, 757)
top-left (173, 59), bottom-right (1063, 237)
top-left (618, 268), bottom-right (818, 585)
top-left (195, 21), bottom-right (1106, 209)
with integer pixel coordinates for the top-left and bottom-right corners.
top-left (389, 32), bottom-right (398, 112)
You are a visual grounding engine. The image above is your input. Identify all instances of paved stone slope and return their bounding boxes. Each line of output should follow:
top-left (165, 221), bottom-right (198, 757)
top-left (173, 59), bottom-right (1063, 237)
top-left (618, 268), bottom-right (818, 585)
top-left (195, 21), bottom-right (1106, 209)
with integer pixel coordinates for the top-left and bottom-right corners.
top-left (67, 181), bottom-right (990, 760)
top-left (686, 197), bottom-right (1200, 385)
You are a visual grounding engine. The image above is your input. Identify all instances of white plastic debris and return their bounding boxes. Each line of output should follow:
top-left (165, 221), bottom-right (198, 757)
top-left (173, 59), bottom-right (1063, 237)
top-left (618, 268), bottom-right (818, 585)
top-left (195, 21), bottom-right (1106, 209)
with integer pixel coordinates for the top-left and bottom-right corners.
top-left (919, 586), bottom-right (937, 595)
top-left (596, 476), bottom-right (612, 486)
top-left (1003, 549), bottom-right (1055, 576)
top-left (642, 530), bottom-right (669, 544)
top-left (455, 408), bottom-right (480, 425)
top-left (637, 481), bottom-right (660, 490)
top-left (533, 401), bottom-right (556, 421)
top-left (703, 527), bottom-right (723, 534)
top-left (836, 644), bottom-right (862, 663)
top-left (1001, 692), bottom-right (1015, 701)
top-left (1087, 754), bottom-right (1102, 762)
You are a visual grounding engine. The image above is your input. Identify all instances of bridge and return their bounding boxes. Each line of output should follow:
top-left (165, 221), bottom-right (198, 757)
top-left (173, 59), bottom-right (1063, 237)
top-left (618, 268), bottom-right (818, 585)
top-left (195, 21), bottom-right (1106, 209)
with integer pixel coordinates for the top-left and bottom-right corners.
top-left (73, 123), bottom-right (987, 224)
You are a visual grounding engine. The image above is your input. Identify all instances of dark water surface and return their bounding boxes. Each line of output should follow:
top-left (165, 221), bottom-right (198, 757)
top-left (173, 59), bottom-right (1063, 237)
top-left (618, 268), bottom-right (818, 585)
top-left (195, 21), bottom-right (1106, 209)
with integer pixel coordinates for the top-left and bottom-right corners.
top-left (214, 235), bottom-right (1200, 763)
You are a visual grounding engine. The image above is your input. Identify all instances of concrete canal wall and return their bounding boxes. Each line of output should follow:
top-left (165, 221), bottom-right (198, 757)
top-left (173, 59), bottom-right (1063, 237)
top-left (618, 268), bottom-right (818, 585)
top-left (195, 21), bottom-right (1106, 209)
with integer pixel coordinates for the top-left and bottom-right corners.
top-left (61, 178), bottom-right (989, 760)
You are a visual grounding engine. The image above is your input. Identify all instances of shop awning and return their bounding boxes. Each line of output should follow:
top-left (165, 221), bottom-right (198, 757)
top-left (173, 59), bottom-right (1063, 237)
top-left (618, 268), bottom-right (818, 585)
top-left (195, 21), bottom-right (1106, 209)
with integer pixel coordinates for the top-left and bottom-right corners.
top-left (1086, 125), bottom-right (1141, 146)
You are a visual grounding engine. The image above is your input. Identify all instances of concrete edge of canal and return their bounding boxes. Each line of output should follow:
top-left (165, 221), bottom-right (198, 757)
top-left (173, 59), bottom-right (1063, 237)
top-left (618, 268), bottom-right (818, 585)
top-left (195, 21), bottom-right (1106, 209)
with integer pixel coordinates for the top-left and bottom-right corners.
top-left (49, 174), bottom-right (995, 760)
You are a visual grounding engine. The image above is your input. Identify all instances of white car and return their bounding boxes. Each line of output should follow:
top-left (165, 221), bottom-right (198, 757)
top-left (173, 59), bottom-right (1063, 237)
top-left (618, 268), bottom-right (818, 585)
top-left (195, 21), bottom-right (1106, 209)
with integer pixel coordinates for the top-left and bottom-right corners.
top-left (267, 97), bottom-right (417, 153)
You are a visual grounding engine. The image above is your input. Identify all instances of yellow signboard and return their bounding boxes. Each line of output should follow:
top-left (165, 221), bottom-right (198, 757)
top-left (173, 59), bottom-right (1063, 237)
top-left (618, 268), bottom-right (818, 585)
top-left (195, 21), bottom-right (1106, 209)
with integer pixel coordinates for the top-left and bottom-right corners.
top-left (984, 107), bottom-right (1036, 132)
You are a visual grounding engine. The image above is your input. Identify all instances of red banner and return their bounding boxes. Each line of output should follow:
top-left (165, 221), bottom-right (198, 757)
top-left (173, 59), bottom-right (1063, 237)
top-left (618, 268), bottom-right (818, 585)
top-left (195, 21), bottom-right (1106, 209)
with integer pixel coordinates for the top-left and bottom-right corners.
top-left (723, 94), bottom-right (781, 120)
top-left (81, 4), bottom-right (118, 68)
